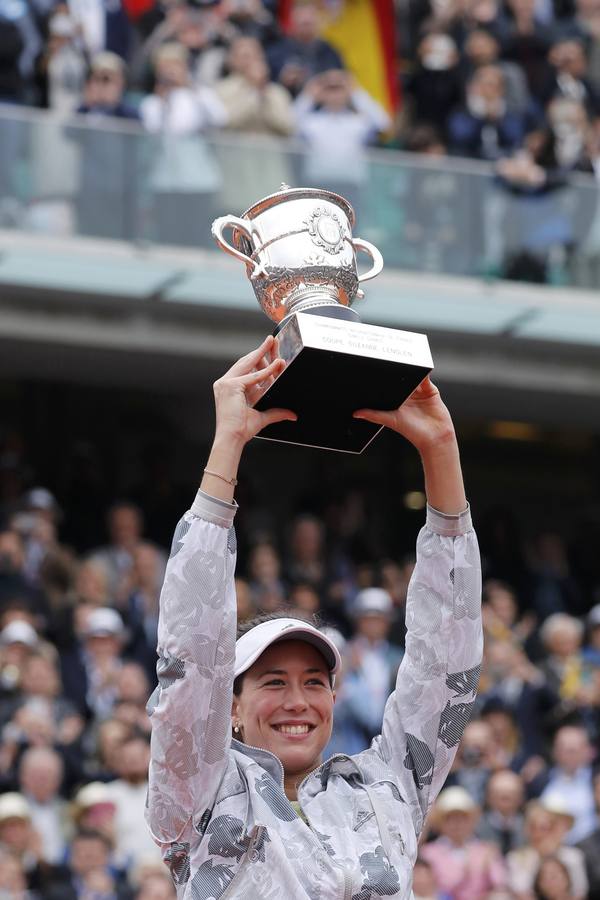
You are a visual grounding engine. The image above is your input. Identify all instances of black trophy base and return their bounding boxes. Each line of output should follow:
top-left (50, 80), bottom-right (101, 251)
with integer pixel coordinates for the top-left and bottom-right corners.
top-left (254, 312), bottom-right (433, 454)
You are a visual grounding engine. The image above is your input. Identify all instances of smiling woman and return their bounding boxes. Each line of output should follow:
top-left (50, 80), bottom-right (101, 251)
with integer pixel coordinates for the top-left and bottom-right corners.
top-left (145, 336), bottom-right (483, 900)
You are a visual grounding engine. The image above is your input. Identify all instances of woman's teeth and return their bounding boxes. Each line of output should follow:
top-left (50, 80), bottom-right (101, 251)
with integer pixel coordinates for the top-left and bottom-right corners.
top-left (275, 724), bottom-right (310, 735)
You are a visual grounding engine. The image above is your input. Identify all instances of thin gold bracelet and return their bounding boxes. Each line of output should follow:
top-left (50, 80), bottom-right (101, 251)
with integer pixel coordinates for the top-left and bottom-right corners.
top-left (203, 468), bottom-right (238, 487)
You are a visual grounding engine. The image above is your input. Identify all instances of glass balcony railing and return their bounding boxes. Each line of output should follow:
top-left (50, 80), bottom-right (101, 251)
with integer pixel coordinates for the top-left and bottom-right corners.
top-left (1, 103), bottom-right (600, 289)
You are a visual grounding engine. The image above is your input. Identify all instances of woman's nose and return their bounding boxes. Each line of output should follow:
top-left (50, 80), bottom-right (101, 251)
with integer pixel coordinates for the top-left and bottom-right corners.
top-left (282, 684), bottom-right (308, 709)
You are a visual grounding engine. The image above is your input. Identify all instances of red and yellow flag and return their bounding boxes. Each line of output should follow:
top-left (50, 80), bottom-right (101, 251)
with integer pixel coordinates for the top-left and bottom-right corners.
top-left (279, 1), bottom-right (399, 117)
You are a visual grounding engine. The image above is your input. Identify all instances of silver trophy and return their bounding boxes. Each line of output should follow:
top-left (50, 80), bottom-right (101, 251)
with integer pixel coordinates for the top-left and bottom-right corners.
top-left (212, 185), bottom-right (433, 453)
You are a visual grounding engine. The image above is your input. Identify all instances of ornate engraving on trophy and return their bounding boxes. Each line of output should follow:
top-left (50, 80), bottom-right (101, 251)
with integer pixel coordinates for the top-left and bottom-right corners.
top-left (306, 208), bottom-right (346, 254)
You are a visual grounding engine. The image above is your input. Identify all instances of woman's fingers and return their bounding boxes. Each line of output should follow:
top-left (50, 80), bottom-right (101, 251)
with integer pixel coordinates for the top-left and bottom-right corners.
top-left (258, 408), bottom-right (298, 429)
top-left (241, 357), bottom-right (285, 387)
top-left (353, 408), bottom-right (396, 427)
top-left (225, 336), bottom-right (275, 378)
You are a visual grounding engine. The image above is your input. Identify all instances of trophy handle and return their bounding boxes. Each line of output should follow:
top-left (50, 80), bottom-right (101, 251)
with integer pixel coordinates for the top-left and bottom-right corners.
top-left (352, 238), bottom-right (384, 284)
top-left (211, 215), bottom-right (262, 278)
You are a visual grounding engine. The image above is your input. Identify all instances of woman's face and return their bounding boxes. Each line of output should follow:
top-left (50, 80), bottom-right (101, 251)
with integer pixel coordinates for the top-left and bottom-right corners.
top-left (535, 857), bottom-right (571, 898)
top-left (232, 640), bottom-right (335, 779)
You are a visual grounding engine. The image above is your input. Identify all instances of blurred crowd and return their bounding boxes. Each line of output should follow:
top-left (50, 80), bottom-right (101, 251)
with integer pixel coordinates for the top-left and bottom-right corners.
top-left (0, 435), bottom-right (599, 899)
top-left (2, 0), bottom-right (600, 167)
top-left (1, 0), bottom-right (600, 281)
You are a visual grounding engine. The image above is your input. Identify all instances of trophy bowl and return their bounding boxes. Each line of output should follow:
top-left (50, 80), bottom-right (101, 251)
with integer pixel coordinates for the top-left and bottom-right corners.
top-left (211, 184), bottom-right (383, 327)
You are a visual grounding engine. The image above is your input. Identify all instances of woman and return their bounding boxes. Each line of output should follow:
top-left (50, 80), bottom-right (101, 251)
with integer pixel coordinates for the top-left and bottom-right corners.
top-left (145, 337), bottom-right (483, 899)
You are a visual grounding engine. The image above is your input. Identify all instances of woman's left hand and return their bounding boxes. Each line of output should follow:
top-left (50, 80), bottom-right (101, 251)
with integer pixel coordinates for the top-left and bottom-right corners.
top-left (353, 376), bottom-right (455, 454)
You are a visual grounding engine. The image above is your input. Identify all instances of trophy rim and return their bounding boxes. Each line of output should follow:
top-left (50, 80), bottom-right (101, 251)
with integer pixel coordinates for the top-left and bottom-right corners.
top-left (240, 186), bottom-right (356, 227)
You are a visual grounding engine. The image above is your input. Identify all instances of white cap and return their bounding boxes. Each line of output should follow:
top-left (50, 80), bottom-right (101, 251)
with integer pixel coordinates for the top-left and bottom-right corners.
top-left (353, 587), bottom-right (393, 618)
top-left (0, 793), bottom-right (31, 823)
top-left (587, 604), bottom-right (600, 628)
top-left (24, 487), bottom-right (59, 514)
top-left (235, 618), bottom-right (342, 681)
top-left (73, 782), bottom-right (115, 812)
top-left (84, 608), bottom-right (125, 638)
top-left (435, 786), bottom-right (478, 815)
top-left (0, 621), bottom-right (38, 647)
top-left (540, 793), bottom-right (575, 825)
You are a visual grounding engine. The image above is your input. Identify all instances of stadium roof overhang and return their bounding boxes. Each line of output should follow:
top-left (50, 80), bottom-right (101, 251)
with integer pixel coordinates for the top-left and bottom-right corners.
top-left (0, 230), bottom-right (599, 431)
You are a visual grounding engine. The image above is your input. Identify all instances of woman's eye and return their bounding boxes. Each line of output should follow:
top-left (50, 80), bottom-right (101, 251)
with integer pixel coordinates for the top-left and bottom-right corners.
top-left (264, 679), bottom-right (284, 687)
top-left (307, 679), bottom-right (326, 686)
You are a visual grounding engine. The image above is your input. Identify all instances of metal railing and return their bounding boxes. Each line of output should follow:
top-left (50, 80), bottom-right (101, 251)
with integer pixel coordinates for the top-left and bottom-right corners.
top-left (1, 103), bottom-right (600, 288)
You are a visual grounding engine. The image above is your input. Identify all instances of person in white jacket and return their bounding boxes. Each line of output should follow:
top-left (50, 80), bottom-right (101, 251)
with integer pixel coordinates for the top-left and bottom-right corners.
top-left (294, 69), bottom-right (391, 216)
top-left (146, 336), bottom-right (483, 899)
top-left (140, 42), bottom-right (227, 248)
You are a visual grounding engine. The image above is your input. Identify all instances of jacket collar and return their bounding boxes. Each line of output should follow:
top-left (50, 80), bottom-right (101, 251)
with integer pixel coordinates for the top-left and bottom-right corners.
top-left (231, 739), bottom-right (362, 795)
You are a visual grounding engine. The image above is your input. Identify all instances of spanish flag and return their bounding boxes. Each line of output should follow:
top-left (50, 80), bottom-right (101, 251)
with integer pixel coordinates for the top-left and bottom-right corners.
top-left (279, 1), bottom-right (399, 117)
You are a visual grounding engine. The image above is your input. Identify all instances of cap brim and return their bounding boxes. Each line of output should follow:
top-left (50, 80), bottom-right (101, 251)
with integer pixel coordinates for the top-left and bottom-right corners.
top-left (235, 619), bottom-right (342, 680)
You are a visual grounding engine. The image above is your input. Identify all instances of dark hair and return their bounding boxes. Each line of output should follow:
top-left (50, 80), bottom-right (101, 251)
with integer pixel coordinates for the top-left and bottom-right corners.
top-left (233, 609), bottom-right (327, 696)
top-left (72, 828), bottom-right (112, 851)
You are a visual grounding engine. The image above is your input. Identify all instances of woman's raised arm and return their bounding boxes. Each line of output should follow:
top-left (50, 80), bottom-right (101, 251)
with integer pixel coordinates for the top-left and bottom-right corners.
top-left (355, 378), bottom-right (483, 833)
top-left (146, 338), bottom-right (295, 846)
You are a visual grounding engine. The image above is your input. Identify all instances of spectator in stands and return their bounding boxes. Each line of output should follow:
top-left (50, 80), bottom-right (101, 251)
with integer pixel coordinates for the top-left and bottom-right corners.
top-left (140, 42), bottom-right (227, 247)
top-left (339, 588), bottom-right (403, 749)
top-left (234, 576), bottom-right (256, 623)
top-left (482, 578), bottom-right (535, 645)
top-left (0, 848), bottom-right (29, 898)
top-left (135, 5), bottom-right (227, 92)
top-left (533, 854), bottom-right (578, 900)
top-left (131, 860), bottom-right (176, 899)
top-left (75, 558), bottom-right (111, 607)
top-left (0, 17), bottom-right (25, 103)
top-left (412, 855), bottom-right (449, 900)
top-left (529, 531), bottom-right (585, 619)
top-left (18, 747), bottom-right (68, 865)
top-left (44, 828), bottom-right (132, 899)
top-left (577, 769), bottom-right (600, 897)
top-left (0, 793), bottom-right (43, 892)
top-left (121, 545), bottom-right (163, 681)
top-left (67, 0), bottom-right (133, 62)
top-left (67, 52), bottom-right (140, 241)
top-left (572, 0), bottom-right (600, 87)
top-left (507, 797), bottom-right (589, 898)
top-left (39, 8), bottom-right (87, 113)
top-left (421, 786), bottom-right (508, 898)
top-left (447, 64), bottom-right (528, 159)
top-left (72, 781), bottom-right (117, 846)
top-left (537, 725), bottom-right (597, 844)
top-left (0, 620), bottom-right (39, 699)
top-left (84, 717), bottom-right (131, 782)
top-left (90, 501), bottom-right (147, 602)
top-left (60, 607), bottom-right (127, 720)
top-left (294, 68), bottom-right (390, 214)
top-left (477, 769), bottom-right (527, 854)
top-left (75, 52), bottom-right (138, 122)
top-left (449, 718), bottom-right (497, 806)
top-left (105, 736), bottom-right (161, 868)
top-left (267, 1), bottom-right (343, 95)
top-left (404, 32), bottom-right (463, 134)
top-left (582, 604), bottom-right (600, 665)
top-left (216, 36), bottom-right (294, 135)
top-left (542, 38), bottom-right (599, 115)
top-left (538, 615), bottom-right (596, 717)
top-left (496, 0), bottom-right (555, 98)
top-left (220, 0), bottom-right (279, 45)
top-left (247, 540), bottom-right (287, 607)
top-left (462, 28), bottom-right (532, 115)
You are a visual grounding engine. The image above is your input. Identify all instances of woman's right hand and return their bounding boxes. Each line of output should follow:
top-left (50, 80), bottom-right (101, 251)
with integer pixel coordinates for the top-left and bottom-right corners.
top-left (213, 335), bottom-right (297, 446)
top-left (202, 337), bottom-right (297, 501)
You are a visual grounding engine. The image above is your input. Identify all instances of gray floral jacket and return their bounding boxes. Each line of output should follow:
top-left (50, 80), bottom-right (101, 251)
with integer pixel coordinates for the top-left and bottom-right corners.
top-left (146, 489), bottom-right (482, 900)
